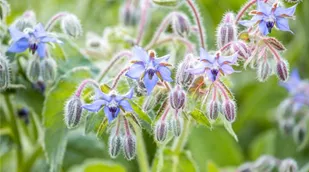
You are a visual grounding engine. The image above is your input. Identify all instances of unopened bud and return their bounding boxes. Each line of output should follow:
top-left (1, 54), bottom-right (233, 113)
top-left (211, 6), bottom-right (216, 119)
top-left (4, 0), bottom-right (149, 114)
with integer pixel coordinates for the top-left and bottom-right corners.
top-left (253, 155), bottom-right (276, 172)
top-left (0, 0), bottom-right (10, 20)
top-left (27, 57), bottom-right (41, 82)
top-left (279, 119), bottom-right (295, 135)
top-left (176, 54), bottom-right (194, 88)
top-left (237, 163), bottom-right (253, 172)
top-left (172, 13), bottom-right (191, 37)
top-left (0, 55), bottom-right (10, 90)
top-left (64, 96), bottom-right (83, 128)
top-left (207, 101), bottom-right (219, 120)
top-left (169, 85), bottom-right (186, 110)
top-left (222, 99), bottom-right (236, 122)
top-left (276, 60), bottom-right (289, 82)
top-left (61, 14), bottom-right (82, 38)
top-left (123, 134), bottom-right (136, 160)
top-left (279, 158), bottom-right (298, 172)
top-left (232, 41), bottom-right (251, 60)
top-left (257, 60), bottom-right (272, 82)
top-left (13, 10), bottom-right (36, 32)
top-left (217, 12), bottom-right (237, 48)
top-left (40, 57), bottom-right (57, 82)
top-left (171, 116), bottom-right (183, 137)
top-left (155, 121), bottom-right (168, 142)
top-left (119, 4), bottom-right (139, 26)
top-left (293, 123), bottom-right (306, 145)
top-left (108, 134), bottom-right (122, 158)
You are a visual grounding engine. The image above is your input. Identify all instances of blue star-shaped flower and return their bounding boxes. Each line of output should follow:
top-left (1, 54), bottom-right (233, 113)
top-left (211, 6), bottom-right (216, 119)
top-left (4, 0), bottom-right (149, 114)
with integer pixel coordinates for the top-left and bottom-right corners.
top-left (239, 1), bottom-right (297, 35)
top-left (125, 46), bottom-right (173, 95)
top-left (82, 88), bottom-right (134, 123)
top-left (280, 69), bottom-right (301, 93)
top-left (8, 23), bottom-right (60, 58)
top-left (187, 48), bottom-right (238, 82)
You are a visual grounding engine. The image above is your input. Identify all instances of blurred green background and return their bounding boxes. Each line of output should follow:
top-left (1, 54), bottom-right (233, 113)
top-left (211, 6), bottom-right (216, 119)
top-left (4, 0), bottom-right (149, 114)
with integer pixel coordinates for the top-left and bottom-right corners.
top-left (3, 0), bottom-right (309, 171)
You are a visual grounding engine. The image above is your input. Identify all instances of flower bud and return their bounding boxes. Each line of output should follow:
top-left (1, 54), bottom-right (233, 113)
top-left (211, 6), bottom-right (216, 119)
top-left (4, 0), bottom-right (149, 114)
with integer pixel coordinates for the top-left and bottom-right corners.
top-left (13, 10), bottom-right (36, 32)
top-left (155, 121), bottom-right (168, 142)
top-left (169, 85), bottom-right (186, 110)
top-left (123, 134), bottom-right (136, 160)
top-left (217, 12), bottom-right (237, 48)
top-left (119, 4), bottom-right (139, 26)
top-left (108, 134), bottom-right (122, 158)
top-left (0, 0), bottom-right (10, 20)
top-left (279, 158), bottom-right (298, 172)
top-left (176, 54), bottom-right (194, 88)
top-left (279, 119), bottom-right (295, 135)
top-left (232, 41), bottom-right (251, 60)
top-left (257, 60), bottom-right (272, 82)
top-left (207, 100), bottom-right (219, 120)
top-left (222, 99), bottom-right (236, 122)
top-left (172, 13), bottom-right (191, 37)
top-left (27, 57), bottom-right (41, 82)
top-left (276, 60), bottom-right (289, 82)
top-left (0, 55), bottom-right (10, 90)
top-left (293, 123), bottom-right (306, 145)
top-left (40, 57), bottom-right (57, 82)
top-left (171, 116), bottom-right (183, 137)
top-left (253, 155), bottom-right (276, 172)
top-left (61, 14), bottom-right (82, 38)
top-left (64, 96), bottom-right (83, 128)
top-left (237, 163), bottom-right (253, 172)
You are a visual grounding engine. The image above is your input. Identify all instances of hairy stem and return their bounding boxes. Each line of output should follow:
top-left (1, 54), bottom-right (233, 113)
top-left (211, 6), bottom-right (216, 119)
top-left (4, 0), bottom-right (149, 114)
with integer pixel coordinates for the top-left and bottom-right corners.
top-left (111, 67), bottom-right (130, 89)
top-left (235, 0), bottom-right (256, 24)
top-left (45, 12), bottom-right (68, 31)
top-left (75, 79), bottom-right (100, 97)
top-left (136, 0), bottom-right (151, 45)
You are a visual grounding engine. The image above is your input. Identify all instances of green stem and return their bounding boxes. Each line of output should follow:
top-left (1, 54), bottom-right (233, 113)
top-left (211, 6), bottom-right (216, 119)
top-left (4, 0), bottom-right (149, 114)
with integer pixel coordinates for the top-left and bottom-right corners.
top-left (136, 128), bottom-right (150, 172)
top-left (23, 145), bottom-right (43, 172)
top-left (4, 94), bottom-right (23, 172)
top-left (172, 117), bottom-right (191, 154)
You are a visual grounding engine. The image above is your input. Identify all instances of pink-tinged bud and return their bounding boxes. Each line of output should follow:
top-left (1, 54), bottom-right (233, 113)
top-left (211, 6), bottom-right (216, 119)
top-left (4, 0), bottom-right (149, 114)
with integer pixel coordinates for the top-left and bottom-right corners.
top-left (217, 12), bottom-right (237, 48)
top-left (13, 10), bottom-right (36, 32)
top-left (207, 101), bottom-right (219, 120)
top-left (155, 121), bottom-right (168, 142)
top-left (172, 13), bottom-right (191, 37)
top-left (279, 158), bottom-right (298, 172)
top-left (276, 60), bottom-right (289, 82)
top-left (222, 100), bottom-right (236, 122)
top-left (61, 14), bottom-right (83, 38)
top-left (176, 54), bottom-right (195, 88)
top-left (123, 134), bottom-right (136, 160)
top-left (171, 117), bottom-right (183, 137)
top-left (108, 134), bottom-right (122, 158)
top-left (64, 96), bottom-right (83, 128)
top-left (257, 60), bottom-right (272, 82)
top-left (169, 85), bottom-right (186, 110)
top-left (232, 41), bottom-right (251, 60)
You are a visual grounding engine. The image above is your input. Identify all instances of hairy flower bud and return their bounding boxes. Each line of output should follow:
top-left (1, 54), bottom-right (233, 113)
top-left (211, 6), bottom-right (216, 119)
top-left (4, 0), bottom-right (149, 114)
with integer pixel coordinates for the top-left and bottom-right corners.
top-left (119, 4), bottom-right (139, 26)
top-left (172, 13), bottom-right (191, 37)
top-left (13, 10), bottom-right (36, 32)
top-left (253, 155), bottom-right (276, 172)
top-left (155, 121), bottom-right (168, 142)
top-left (207, 100), bottom-right (219, 120)
top-left (232, 41), bottom-right (251, 60)
top-left (27, 57), bottom-right (41, 82)
top-left (222, 99), bottom-right (236, 122)
top-left (0, 0), bottom-right (10, 20)
top-left (279, 158), bottom-right (298, 172)
top-left (64, 96), bottom-right (83, 128)
top-left (40, 57), bottom-right (57, 82)
top-left (176, 54), bottom-right (194, 88)
top-left (108, 134), bottom-right (122, 158)
top-left (217, 12), bottom-right (237, 48)
top-left (237, 163), bottom-right (253, 172)
top-left (257, 60), bottom-right (272, 82)
top-left (293, 123), bottom-right (306, 145)
top-left (169, 85), bottom-right (186, 110)
top-left (276, 60), bottom-right (289, 82)
top-left (279, 119), bottom-right (295, 135)
top-left (61, 14), bottom-right (82, 38)
top-left (123, 134), bottom-right (136, 160)
top-left (171, 116), bottom-right (183, 137)
top-left (0, 55), bottom-right (10, 90)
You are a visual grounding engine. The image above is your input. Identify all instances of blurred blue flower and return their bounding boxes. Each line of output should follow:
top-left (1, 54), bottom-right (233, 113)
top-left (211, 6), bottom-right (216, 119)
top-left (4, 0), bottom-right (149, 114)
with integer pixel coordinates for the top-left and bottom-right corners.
top-left (239, 1), bottom-right (297, 35)
top-left (82, 89), bottom-right (134, 123)
top-left (187, 48), bottom-right (238, 82)
top-left (280, 69), bottom-right (301, 93)
top-left (8, 23), bottom-right (60, 58)
top-left (126, 46), bottom-right (172, 95)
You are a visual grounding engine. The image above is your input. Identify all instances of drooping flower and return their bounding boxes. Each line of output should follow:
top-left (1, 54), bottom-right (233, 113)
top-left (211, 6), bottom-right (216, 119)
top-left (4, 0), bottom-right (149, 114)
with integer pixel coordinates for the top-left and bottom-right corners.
top-left (82, 88), bottom-right (134, 123)
top-left (125, 46), bottom-right (173, 95)
top-left (239, 1), bottom-right (297, 35)
top-left (8, 23), bottom-right (60, 58)
top-left (187, 48), bottom-right (238, 82)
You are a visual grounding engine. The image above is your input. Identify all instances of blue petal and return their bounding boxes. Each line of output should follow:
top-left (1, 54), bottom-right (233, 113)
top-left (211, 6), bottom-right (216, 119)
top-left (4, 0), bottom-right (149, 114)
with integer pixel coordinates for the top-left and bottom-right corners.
top-left (220, 64), bottom-right (235, 75)
top-left (274, 5), bottom-right (297, 17)
top-left (259, 21), bottom-right (269, 35)
top-left (143, 72), bottom-right (158, 95)
top-left (187, 66), bottom-right (206, 75)
top-left (120, 100), bottom-right (133, 112)
top-left (124, 88), bottom-right (134, 99)
top-left (94, 89), bottom-right (112, 102)
top-left (206, 70), bottom-right (217, 82)
top-left (200, 48), bottom-right (215, 63)
top-left (37, 43), bottom-right (46, 58)
top-left (33, 23), bottom-right (47, 38)
top-left (40, 36), bottom-right (59, 43)
top-left (239, 15), bottom-right (263, 27)
top-left (154, 55), bottom-right (170, 65)
top-left (104, 106), bottom-right (120, 123)
top-left (218, 53), bottom-right (238, 65)
top-left (82, 99), bottom-right (106, 112)
top-left (276, 17), bottom-right (293, 33)
top-left (126, 63), bottom-right (145, 79)
top-left (9, 26), bottom-right (28, 41)
top-left (257, 0), bottom-right (271, 15)
top-left (157, 66), bottom-right (173, 82)
top-left (7, 38), bottom-right (29, 53)
top-left (132, 46), bottom-right (149, 63)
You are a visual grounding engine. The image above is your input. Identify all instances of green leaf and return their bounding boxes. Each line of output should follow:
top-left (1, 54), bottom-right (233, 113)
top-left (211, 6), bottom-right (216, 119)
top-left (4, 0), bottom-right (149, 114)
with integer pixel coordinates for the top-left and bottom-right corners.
top-left (84, 112), bottom-right (105, 135)
top-left (130, 101), bottom-right (152, 124)
top-left (206, 161), bottom-right (220, 172)
top-left (43, 67), bottom-right (92, 172)
top-left (189, 109), bottom-right (211, 128)
top-left (223, 120), bottom-right (238, 142)
top-left (67, 159), bottom-right (126, 172)
top-left (249, 129), bottom-right (276, 160)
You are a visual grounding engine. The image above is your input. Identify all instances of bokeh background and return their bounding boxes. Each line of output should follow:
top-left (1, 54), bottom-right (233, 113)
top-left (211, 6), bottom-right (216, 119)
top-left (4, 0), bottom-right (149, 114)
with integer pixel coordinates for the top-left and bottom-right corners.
top-left (2, 0), bottom-right (309, 171)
